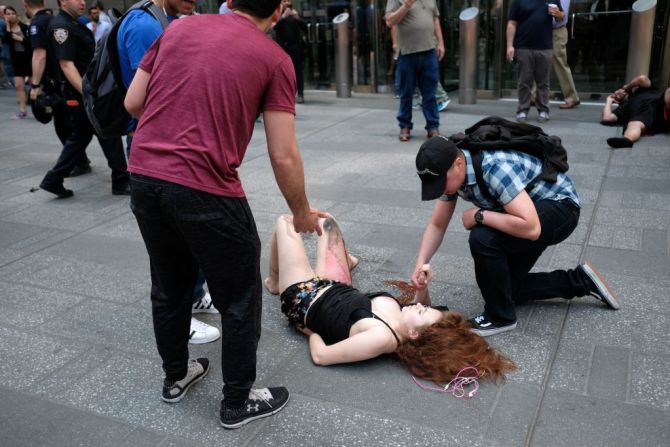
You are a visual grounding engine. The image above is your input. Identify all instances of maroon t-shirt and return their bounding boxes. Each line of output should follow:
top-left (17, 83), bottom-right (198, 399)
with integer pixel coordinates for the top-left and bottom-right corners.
top-left (128, 14), bottom-right (296, 197)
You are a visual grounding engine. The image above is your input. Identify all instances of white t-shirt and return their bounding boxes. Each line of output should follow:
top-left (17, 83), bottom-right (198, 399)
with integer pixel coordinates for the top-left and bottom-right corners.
top-left (86, 20), bottom-right (112, 43)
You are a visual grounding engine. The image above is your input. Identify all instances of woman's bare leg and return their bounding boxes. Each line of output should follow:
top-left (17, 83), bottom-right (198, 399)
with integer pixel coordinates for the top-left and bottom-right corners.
top-left (14, 77), bottom-right (26, 113)
top-left (314, 217), bottom-right (354, 285)
top-left (265, 215), bottom-right (316, 295)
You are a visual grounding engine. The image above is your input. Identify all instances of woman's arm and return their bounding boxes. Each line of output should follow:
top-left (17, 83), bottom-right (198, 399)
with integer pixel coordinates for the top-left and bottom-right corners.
top-left (308, 327), bottom-right (395, 366)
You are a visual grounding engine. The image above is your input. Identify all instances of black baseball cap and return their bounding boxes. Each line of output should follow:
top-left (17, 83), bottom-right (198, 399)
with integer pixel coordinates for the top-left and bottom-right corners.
top-left (415, 136), bottom-right (459, 201)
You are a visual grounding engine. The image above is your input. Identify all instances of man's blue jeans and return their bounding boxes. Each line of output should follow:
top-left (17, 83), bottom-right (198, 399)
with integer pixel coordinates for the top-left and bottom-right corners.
top-left (468, 199), bottom-right (588, 325)
top-left (397, 49), bottom-right (439, 132)
top-left (130, 174), bottom-right (261, 407)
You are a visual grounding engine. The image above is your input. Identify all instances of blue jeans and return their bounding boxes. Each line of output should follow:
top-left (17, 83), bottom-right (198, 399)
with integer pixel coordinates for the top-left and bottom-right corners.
top-left (469, 199), bottom-right (586, 325)
top-left (397, 49), bottom-right (439, 131)
top-left (130, 175), bottom-right (261, 406)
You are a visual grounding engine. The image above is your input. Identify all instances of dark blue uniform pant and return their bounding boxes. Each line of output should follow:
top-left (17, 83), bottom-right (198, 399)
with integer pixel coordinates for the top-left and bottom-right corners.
top-left (41, 103), bottom-right (127, 189)
top-left (469, 199), bottom-right (590, 325)
top-left (130, 175), bottom-right (261, 407)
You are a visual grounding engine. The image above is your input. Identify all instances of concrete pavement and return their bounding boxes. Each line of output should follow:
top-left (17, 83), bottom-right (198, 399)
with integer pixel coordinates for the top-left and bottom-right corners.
top-left (0, 89), bottom-right (669, 446)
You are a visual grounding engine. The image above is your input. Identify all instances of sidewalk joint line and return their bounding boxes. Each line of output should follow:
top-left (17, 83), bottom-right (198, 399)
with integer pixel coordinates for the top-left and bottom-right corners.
top-left (524, 141), bottom-right (616, 447)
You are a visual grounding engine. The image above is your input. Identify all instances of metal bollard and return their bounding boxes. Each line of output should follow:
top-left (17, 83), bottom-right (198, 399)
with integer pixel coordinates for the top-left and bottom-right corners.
top-left (333, 13), bottom-right (351, 98)
top-left (459, 7), bottom-right (479, 105)
top-left (625, 0), bottom-right (656, 81)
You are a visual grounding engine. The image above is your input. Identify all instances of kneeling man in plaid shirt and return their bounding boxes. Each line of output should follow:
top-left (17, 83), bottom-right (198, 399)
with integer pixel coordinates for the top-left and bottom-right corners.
top-left (411, 136), bottom-right (620, 336)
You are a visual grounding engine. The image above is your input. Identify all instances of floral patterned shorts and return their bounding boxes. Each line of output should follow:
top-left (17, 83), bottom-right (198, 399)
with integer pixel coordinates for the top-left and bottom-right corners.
top-left (280, 277), bottom-right (335, 328)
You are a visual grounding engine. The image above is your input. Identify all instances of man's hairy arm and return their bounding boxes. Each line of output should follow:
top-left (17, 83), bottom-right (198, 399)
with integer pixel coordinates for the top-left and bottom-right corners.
top-left (264, 110), bottom-right (321, 234)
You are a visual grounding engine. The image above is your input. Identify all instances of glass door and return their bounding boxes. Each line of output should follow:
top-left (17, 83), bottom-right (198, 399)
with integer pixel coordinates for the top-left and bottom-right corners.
top-left (300, 0), bottom-right (351, 88)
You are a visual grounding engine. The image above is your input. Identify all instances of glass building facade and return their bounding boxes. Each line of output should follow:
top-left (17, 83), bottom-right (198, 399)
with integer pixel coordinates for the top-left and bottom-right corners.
top-left (273, 0), bottom-right (669, 99)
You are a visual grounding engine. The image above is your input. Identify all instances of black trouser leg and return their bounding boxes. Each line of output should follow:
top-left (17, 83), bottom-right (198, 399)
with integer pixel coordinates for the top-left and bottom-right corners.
top-left (130, 175), bottom-right (260, 406)
top-left (41, 104), bottom-right (93, 187)
top-left (96, 135), bottom-right (128, 189)
top-left (468, 200), bottom-right (580, 325)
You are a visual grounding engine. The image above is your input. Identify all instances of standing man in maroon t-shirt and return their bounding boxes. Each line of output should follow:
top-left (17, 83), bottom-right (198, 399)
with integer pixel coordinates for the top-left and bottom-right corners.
top-left (124, 0), bottom-right (324, 430)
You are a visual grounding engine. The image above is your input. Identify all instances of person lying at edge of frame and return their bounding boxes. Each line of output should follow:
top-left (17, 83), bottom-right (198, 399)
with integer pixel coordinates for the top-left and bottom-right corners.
top-left (263, 213), bottom-right (517, 384)
top-left (601, 74), bottom-right (670, 149)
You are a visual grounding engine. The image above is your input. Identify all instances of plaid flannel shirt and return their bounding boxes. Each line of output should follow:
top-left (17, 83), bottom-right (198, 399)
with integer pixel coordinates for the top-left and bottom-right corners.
top-left (440, 149), bottom-right (580, 210)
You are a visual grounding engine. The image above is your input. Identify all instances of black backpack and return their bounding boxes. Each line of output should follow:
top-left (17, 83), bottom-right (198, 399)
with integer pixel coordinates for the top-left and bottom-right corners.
top-left (82, 0), bottom-right (169, 138)
top-left (449, 116), bottom-right (570, 204)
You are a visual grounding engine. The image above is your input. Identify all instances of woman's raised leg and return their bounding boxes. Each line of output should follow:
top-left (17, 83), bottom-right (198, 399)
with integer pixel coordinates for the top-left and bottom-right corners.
top-left (265, 215), bottom-right (316, 295)
top-left (314, 217), bottom-right (356, 285)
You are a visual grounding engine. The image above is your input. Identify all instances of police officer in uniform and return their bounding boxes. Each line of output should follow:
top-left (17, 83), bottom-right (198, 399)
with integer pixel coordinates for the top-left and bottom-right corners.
top-left (39, 0), bottom-right (129, 198)
top-left (24, 0), bottom-right (91, 177)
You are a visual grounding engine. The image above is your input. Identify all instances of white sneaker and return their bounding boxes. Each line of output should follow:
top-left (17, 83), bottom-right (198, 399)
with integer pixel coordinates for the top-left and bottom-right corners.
top-left (192, 292), bottom-right (219, 314)
top-left (516, 111), bottom-right (527, 122)
top-left (189, 317), bottom-right (220, 344)
top-left (538, 111), bottom-right (549, 123)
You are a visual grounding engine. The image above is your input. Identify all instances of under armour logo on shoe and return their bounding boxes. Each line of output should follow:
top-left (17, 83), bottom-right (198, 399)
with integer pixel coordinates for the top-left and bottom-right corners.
top-left (247, 403), bottom-right (259, 412)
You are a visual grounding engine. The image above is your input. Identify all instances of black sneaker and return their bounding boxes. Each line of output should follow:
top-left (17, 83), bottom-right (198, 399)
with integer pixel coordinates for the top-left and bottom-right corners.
top-left (469, 313), bottom-right (517, 337)
top-left (39, 181), bottom-right (74, 199)
top-left (579, 262), bottom-right (620, 310)
top-left (220, 387), bottom-right (290, 429)
top-left (161, 358), bottom-right (210, 403)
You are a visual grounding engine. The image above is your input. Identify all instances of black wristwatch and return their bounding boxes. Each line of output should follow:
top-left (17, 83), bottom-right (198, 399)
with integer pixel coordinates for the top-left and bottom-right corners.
top-left (474, 208), bottom-right (485, 224)
top-left (31, 83), bottom-right (41, 89)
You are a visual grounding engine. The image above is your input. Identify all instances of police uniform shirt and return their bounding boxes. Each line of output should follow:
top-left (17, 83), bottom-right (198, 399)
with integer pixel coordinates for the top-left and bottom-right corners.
top-left (29, 9), bottom-right (60, 89)
top-left (29, 9), bottom-right (52, 50)
top-left (47, 10), bottom-right (95, 97)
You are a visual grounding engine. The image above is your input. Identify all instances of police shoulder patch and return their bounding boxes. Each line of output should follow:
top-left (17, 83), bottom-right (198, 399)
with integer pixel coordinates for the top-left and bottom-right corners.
top-left (30, 25), bottom-right (38, 35)
top-left (53, 28), bottom-right (68, 44)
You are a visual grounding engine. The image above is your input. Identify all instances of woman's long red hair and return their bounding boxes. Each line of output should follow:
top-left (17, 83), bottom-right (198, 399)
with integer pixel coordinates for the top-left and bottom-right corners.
top-left (387, 281), bottom-right (517, 384)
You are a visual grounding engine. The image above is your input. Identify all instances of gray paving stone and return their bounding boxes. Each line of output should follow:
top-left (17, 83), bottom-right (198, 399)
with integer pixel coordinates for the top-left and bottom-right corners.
top-left (272, 354), bottom-right (499, 440)
top-left (531, 389), bottom-right (670, 447)
top-left (0, 220), bottom-right (45, 249)
top-left (641, 229), bottom-right (668, 253)
top-left (547, 343), bottom-right (592, 394)
top-left (0, 253), bottom-right (148, 304)
top-left (603, 272), bottom-right (669, 314)
top-left (0, 386), bottom-right (138, 447)
top-left (630, 352), bottom-right (670, 411)
top-left (560, 302), bottom-right (632, 350)
top-left (583, 245), bottom-right (670, 280)
top-left (38, 298), bottom-right (157, 356)
top-left (485, 381), bottom-right (541, 446)
top-left (491, 331), bottom-right (554, 386)
top-left (602, 176), bottom-right (670, 195)
top-left (611, 226), bottom-right (642, 250)
top-left (586, 346), bottom-right (630, 400)
top-left (0, 326), bottom-right (89, 390)
top-left (51, 352), bottom-right (250, 446)
top-left (117, 428), bottom-right (167, 447)
top-left (251, 395), bottom-right (485, 447)
top-left (0, 280), bottom-right (85, 327)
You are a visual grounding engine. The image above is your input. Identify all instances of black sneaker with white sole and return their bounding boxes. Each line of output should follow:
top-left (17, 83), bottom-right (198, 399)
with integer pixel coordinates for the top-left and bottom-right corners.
top-left (220, 387), bottom-right (290, 429)
top-left (579, 262), bottom-right (620, 310)
top-left (161, 358), bottom-right (210, 403)
top-left (469, 313), bottom-right (517, 337)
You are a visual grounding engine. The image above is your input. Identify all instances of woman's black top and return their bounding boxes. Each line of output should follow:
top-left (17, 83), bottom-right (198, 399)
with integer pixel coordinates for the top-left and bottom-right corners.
top-left (305, 283), bottom-right (399, 346)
